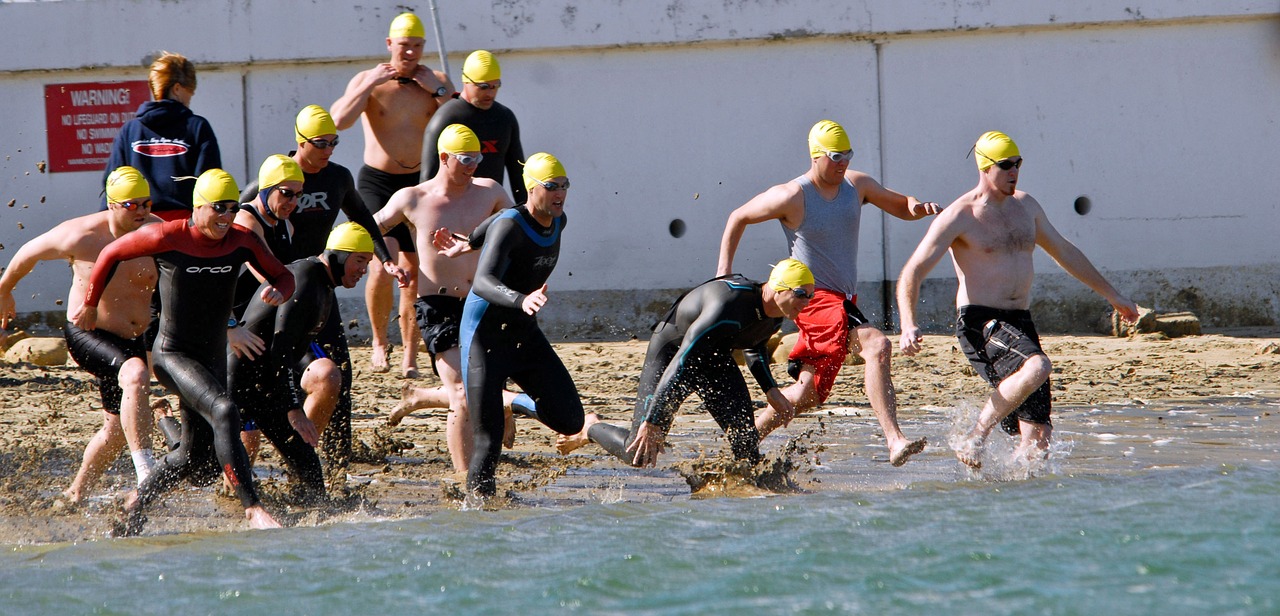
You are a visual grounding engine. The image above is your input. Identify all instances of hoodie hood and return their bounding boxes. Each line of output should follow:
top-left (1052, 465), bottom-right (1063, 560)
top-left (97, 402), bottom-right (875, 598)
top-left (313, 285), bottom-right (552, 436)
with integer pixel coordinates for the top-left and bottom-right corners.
top-left (136, 99), bottom-right (193, 132)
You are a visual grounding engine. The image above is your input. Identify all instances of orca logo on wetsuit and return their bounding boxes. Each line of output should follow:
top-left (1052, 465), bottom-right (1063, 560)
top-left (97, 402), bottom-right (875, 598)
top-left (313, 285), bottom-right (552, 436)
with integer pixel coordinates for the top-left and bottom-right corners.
top-left (185, 265), bottom-right (235, 274)
top-left (481, 140), bottom-right (500, 154)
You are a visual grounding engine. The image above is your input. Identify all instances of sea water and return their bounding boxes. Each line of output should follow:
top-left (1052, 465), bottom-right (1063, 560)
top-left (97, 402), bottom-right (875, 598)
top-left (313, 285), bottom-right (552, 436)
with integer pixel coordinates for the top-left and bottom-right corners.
top-left (2, 400), bottom-right (1278, 615)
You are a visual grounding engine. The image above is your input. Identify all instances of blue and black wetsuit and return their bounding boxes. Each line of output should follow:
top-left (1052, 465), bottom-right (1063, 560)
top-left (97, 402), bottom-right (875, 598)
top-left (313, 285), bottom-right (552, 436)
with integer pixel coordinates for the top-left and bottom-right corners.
top-left (589, 276), bottom-right (781, 465)
top-left (228, 258), bottom-right (336, 500)
top-left (241, 160), bottom-right (392, 464)
top-left (460, 206), bottom-right (583, 495)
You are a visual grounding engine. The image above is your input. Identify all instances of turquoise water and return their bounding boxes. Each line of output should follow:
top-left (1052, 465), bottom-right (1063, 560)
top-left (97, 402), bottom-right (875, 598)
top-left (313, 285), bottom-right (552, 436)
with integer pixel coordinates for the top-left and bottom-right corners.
top-left (2, 463), bottom-right (1277, 614)
top-left (4, 396), bottom-right (1280, 614)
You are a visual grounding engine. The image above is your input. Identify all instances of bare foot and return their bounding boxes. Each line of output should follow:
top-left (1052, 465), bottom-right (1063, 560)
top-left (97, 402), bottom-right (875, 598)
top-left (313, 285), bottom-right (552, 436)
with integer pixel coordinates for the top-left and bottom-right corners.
top-left (59, 488), bottom-right (83, 504)
top-left (502, 411), bottom-right (516, 449)
top-left (109, 490), bottom-right (145, 537)
top-left (402, 367), bottom-right (420, 379)
top-left (556, 414), bottom-right (599, 455)
top-left (889, 437), bottom-right (928, 467)
top-left (370, 344), bottom-right (391, 373)
top-left (954, 435), bottom-right (984, 469)
top-left (245, 505), bottom-right (282, 530)
top-left (387, 382), bottom-right (420, 426)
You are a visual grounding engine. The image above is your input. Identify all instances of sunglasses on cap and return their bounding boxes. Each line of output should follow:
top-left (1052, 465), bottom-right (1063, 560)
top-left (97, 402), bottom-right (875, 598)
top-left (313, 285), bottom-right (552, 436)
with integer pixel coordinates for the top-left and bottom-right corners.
top-left (534, 178), bottom-right (570, 191)
top-left (275, 187), bottom-right (300, 200)
top-left (206, 201), bottom-right (241, 215)
top-left (451, 152), bottom-right (483, 166)
top-left (974, 147), bottom-right (1023, 170)
top-left (463, 73), bottom-right (502, 91)
top-left (824, 149), bottom-right (854, 163)
top-left (113, 198), bottom-right (152, 211)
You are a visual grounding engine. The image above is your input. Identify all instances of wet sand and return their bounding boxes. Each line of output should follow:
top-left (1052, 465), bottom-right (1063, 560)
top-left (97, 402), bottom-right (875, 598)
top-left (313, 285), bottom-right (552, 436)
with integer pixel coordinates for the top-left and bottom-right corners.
top-left (2, 328), bottom-right (1278, 543)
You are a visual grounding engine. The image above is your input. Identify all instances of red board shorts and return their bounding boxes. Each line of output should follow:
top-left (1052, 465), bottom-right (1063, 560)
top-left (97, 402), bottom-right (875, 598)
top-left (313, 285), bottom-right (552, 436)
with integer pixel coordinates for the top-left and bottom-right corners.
top-left (788, 289), bottom-right (869, 403)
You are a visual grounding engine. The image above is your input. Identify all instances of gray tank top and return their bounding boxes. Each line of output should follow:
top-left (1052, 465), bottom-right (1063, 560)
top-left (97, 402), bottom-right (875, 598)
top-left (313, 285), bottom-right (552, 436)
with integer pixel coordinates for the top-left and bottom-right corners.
top-left (783, 174), bottom-right (862, 298)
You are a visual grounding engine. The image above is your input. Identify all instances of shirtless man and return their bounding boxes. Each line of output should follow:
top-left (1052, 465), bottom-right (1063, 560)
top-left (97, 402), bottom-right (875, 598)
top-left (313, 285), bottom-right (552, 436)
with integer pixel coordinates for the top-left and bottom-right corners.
top-left (0, 167), bottom-right (159, 501)
top-left (373, 124), bottom-right (514, 473)
top-left (717, 119), bottom-right (934, 466)
top-left (331, 12), bottom-right (454, 377)
top-left (897, 130), bottom-right (1139, 468)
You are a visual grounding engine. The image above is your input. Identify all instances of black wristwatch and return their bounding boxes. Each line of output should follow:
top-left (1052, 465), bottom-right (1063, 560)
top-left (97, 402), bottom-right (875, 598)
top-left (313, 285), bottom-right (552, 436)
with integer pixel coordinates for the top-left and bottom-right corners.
top-left (227, 317), bottom-right (239, 328)
top-left (431, 86), bottom-right (448, 98)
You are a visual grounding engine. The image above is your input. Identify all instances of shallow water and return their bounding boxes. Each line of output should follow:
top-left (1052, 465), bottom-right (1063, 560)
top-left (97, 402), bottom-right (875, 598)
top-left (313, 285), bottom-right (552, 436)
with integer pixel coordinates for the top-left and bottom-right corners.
top-left (3, 399), bottom-right (1279, 615)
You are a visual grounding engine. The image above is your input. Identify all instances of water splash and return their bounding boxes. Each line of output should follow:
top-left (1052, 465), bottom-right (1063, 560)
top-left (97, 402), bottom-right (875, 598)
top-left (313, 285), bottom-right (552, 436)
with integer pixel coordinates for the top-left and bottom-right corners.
top-left (944, 400), bottom-right (1072, 481)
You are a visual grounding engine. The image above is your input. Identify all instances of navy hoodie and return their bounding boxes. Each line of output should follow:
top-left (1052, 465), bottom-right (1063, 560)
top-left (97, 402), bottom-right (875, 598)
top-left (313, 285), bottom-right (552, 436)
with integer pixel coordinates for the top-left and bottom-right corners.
top-left (100, 99), bottom-right (221, 213)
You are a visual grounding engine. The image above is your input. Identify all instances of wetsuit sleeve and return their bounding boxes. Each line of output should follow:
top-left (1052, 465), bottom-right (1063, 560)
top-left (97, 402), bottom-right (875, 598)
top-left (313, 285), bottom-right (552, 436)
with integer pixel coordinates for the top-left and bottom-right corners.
top-left (239, 180), bottom-right (260, 204)
top-left (83, 224), bottom-right (168, 307)
top-left (240, 230), bottom-right (296, 301)
top-left (470, 216), bottom-right (526, 309)
top-left (463, 210), bottom-right (504, 251)
top-left (506, 113), bottom-right (528, 205)
top-left (337, 171), bottom-right (393, 263)
top-left (420, 104), bottom-right (454, 183)
top-left (743, 347), bottom-right (778, 393)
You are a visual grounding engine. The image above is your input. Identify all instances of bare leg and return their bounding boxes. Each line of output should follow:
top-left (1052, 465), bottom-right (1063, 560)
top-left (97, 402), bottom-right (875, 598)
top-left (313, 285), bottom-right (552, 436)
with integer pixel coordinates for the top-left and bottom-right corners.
top-left (64, 411), bottom-right (127, 502)
top-left (116, 357), bottom-right (155, 482)
top-left (959, 354), bottom-right (1053, 468)
top-left (301, 358), bottom-right (342, 434)
top-left (388, 383), bottom-right (449, 426)
top-left (435, 348), bottom-right (470, 473)
top-left (365, 238), bottom-right (400, 373)
top-left (854, 326), bottom-right (927, 466)
top-left (756, 367), bottom-right (819, 438)
top-left (556, 412), bottom-right (601, 455)
top-left (241, 430), bottom-right (262, 464)
top-left (245, 504), bottom-right (282, 530)
top-left (1013, 420), bottom-right (1053, 464)
top-left (397, 252), bottom-right (421, 378)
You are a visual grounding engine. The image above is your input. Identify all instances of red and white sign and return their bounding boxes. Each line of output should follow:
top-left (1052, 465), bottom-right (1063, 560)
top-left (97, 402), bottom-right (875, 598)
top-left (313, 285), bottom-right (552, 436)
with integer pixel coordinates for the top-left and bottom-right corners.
top-left (44, 80), bottom-right (150, 173)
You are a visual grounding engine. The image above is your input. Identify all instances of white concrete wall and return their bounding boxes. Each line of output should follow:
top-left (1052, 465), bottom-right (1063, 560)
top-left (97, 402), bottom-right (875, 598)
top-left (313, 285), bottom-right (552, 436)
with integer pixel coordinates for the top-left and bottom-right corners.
top-left (1, 0), bottom-right (1277, 337)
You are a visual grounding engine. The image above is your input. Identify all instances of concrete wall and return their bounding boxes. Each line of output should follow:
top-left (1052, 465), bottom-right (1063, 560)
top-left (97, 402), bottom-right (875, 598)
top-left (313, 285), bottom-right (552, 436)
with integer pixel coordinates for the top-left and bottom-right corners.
top-left (1, 1), bottom-right (1277, 339)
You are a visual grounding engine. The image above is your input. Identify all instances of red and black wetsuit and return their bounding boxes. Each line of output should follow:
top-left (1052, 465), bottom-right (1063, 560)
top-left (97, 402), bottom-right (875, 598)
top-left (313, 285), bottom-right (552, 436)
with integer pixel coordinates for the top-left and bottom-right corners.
top-left (228, 258), bottom-right (335, 499)
top-left (85, 218), bottom-right (295, 510)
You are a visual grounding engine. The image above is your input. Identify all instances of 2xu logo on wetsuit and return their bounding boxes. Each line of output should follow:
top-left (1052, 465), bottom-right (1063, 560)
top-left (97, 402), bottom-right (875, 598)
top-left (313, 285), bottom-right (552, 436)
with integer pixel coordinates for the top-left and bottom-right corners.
top-left (185, 265), bottom-right (235, 274)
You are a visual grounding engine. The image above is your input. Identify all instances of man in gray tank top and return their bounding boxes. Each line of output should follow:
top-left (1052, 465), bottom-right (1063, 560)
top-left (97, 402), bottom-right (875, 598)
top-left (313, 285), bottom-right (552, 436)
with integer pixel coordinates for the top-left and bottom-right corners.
top-left (717, 119), bottom-right (938, 466)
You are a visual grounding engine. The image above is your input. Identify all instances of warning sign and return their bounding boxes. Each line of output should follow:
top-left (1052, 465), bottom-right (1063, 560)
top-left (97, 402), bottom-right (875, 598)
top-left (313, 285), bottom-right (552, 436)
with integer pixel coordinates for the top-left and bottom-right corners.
top-left (44, 81), bottom-right (150, 173)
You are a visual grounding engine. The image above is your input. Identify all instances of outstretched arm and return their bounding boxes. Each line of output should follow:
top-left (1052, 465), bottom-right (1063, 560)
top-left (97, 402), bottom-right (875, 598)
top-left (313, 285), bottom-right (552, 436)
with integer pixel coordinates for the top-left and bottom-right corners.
top-left (897, 212), bottom-right (965, 355)
top-left (0, 222), bottom-right (80, 328)
top-left (850, 171), bottom-right (941, 220)
top-left (716, 183), bottom-right (802, 276)
top-left (1029, 196), bottom-right (1139, 322)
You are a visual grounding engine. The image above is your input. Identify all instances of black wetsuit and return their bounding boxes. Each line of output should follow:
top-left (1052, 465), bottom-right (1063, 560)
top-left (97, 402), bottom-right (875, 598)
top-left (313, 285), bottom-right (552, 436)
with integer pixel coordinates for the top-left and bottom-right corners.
top-left (232, 203), bottom-right (293, 317)
top-left (85, 219), bottom-right (295, 510)
top-left (460, 206), bottom-right (583, 495)
top-left (228, 258), bottom-right (335, 499)
top-left (589, 276), bottom-right (781, 465)
top-left (422, 98), bottom-right (527, 204)
top-left (241, 159), bottom-right (392, 464)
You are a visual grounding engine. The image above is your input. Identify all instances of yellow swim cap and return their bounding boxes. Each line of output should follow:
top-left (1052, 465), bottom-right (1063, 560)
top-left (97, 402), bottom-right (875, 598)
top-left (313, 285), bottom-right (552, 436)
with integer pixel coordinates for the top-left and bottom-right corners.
top-left (974, 131), bottom-right (1020, 171)
top-left (462, 50), bottom-right (501, 83)
top-left (105, 166), bottom-right (150, 203)
top-left (808, 120), bottom-right (852, 159)
top-left (192, 169), bottom-right (240, 207)
top-left (325, 221), bottom-right (375, 254)
top-left (522, 152), bottom-right (566, 192)
top-left (389, 12), bottom-right (425, 39)
top-left (768, 258), bottom-right (815, 292)
top-left (295, 104), bottom-right (337, 144)
top-left (438, 124), bottom-right (481, 155)
top-left (258, 154), bottom-right (304, 190)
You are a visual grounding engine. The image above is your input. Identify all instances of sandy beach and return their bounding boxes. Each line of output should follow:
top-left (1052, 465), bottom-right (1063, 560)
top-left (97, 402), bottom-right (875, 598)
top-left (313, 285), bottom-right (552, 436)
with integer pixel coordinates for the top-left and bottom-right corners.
top-left (3, 327), bottom-right (1279, 543)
